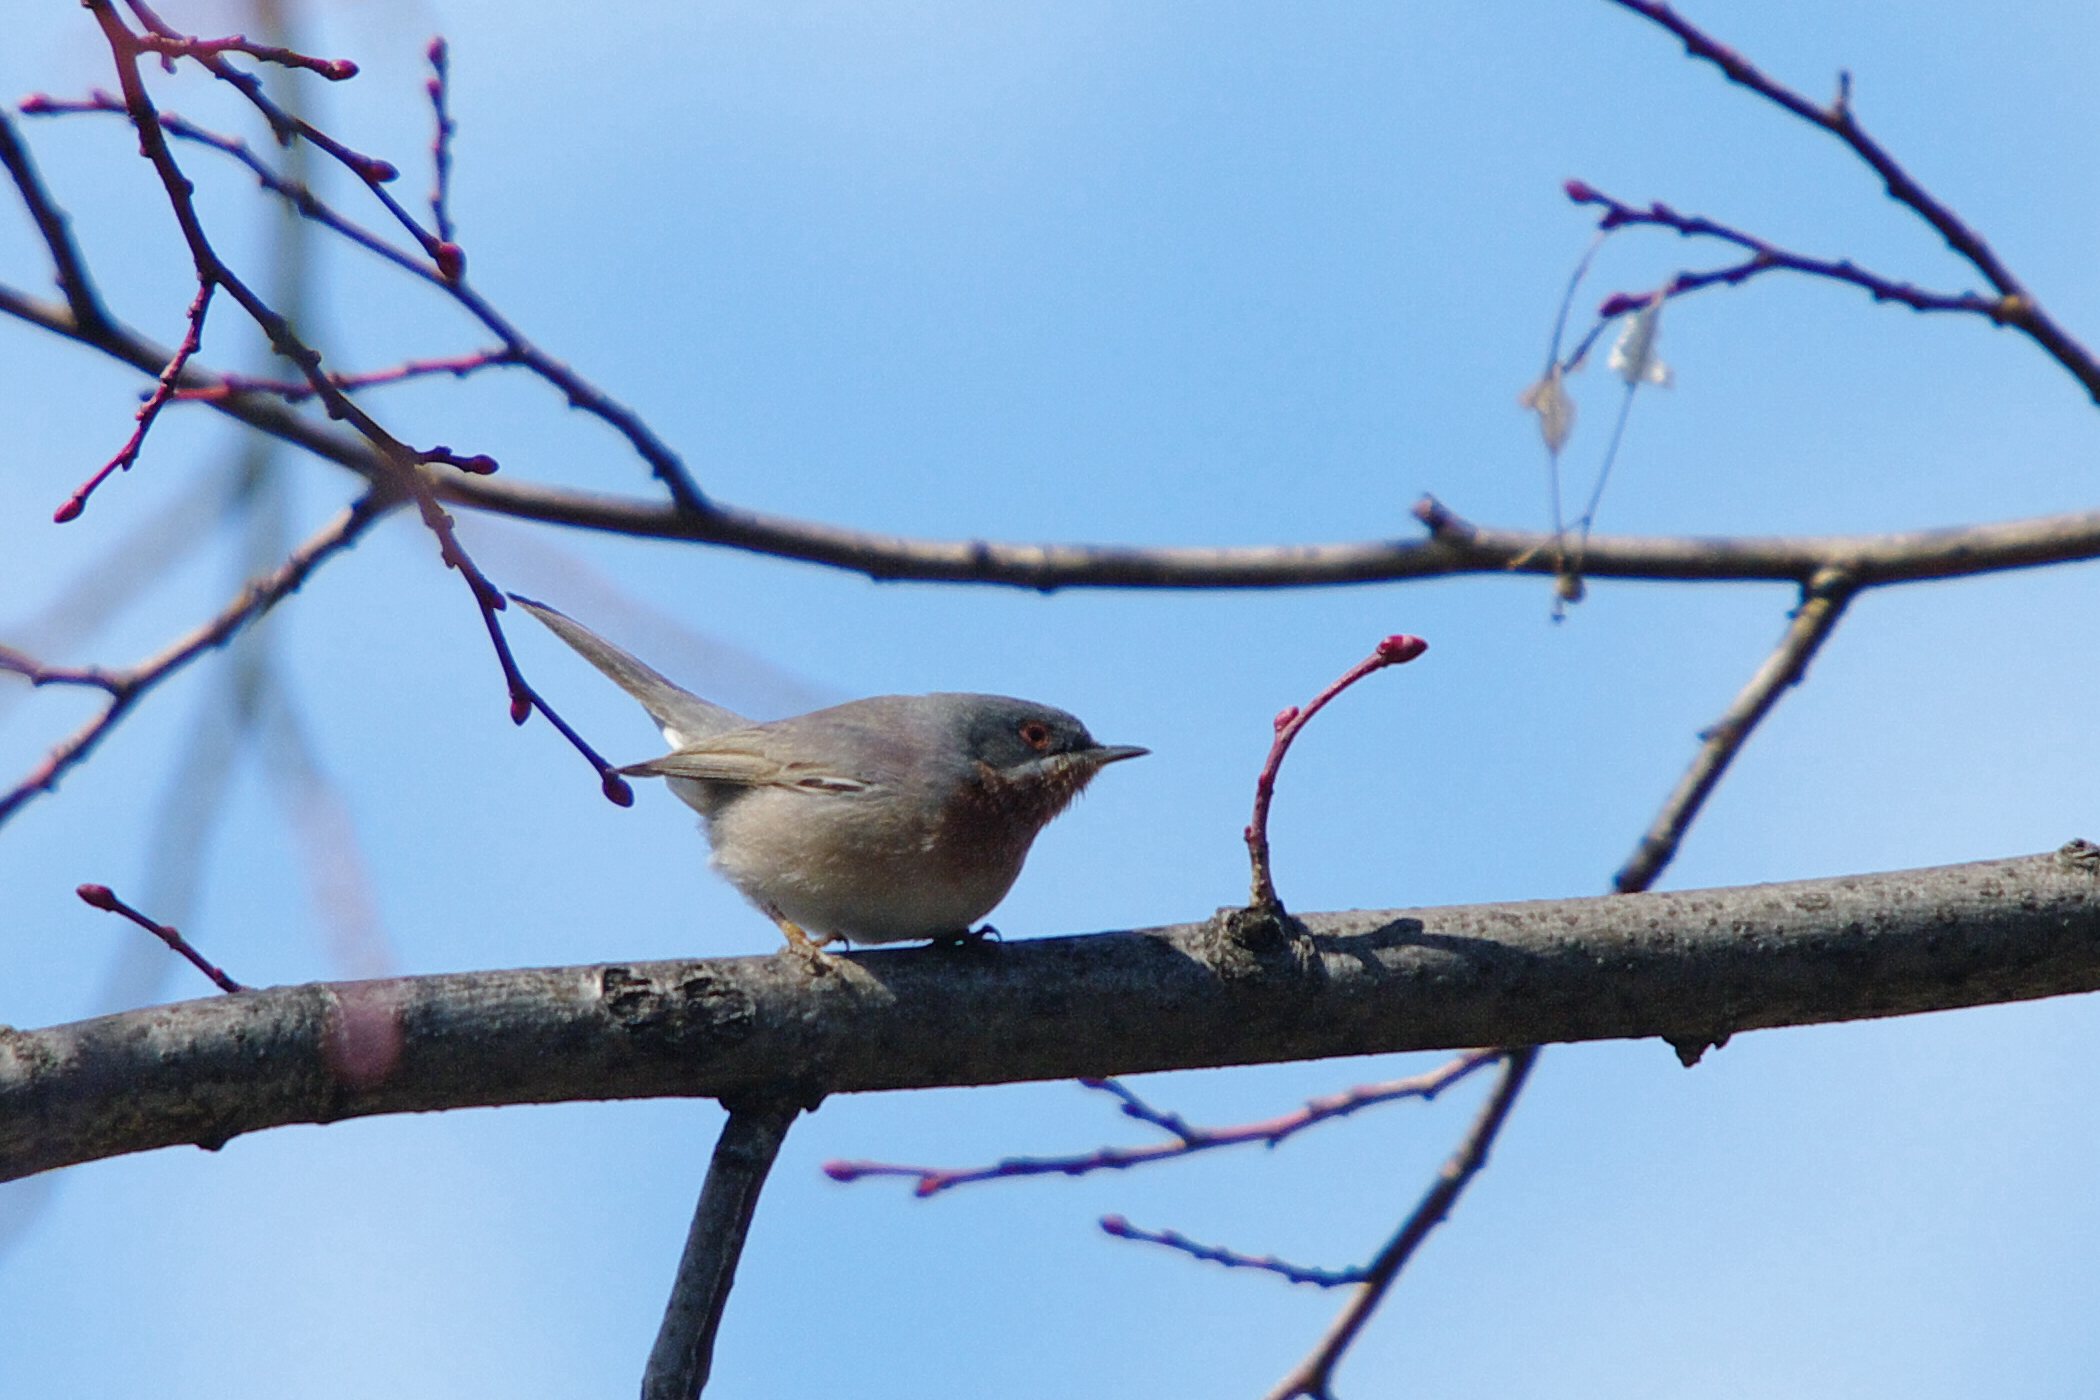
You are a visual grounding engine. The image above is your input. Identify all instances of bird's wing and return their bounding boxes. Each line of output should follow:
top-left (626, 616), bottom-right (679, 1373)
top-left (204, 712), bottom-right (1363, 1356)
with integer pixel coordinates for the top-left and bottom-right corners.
top-left (620, 739), bottom-right (873, 794)
top-left (511, 594), bottom-right (747, 745)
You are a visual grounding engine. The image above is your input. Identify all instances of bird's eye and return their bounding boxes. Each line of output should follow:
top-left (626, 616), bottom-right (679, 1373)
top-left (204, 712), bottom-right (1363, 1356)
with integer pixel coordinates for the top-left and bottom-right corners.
top-left (1018, 719), bottom-right (1054, 751)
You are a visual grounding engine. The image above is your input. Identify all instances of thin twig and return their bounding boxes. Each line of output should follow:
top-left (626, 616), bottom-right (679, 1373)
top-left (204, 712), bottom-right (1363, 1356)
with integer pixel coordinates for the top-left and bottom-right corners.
top-left (424, 38), bottom-right (457, 248)
top-left (0, 493), bottom-right (388, 829)
top-left (75, 883), bottom-right (244, 993)
top-left (643, 1101), bottom-right (802, 1400)
top-left (824, 1053), bottom-right (1499, 1195)
top-left (1100, 1217), bottom-right (1368, 1288)
top-left (172, 348), bottom-right (517, 403)
top-left (122, 0), bottom-right (428, 253)
top-left (25, 77), bottom-right (708, 515)
top-left (1264, 1048), bottom-right (1539, 1400)
top-left (23, 91), bottom-right (439, 282)
top-left (1604, 0), bottom-right (2100, 403)
top-left (0, 109), bottom-right (110, 335)
top-left (127, 27), bottom-right (357, 80)
top-left (0, 648), bottom-right (124, 693)
top-left (1525, 229), bottom-right (1608, 591)
top-left (1282, 462), bottom-right (1855, 1394)
top-left (73, 5), bottom-right (628, 793)
top-left (1615, 568), bottom-right (1857, 894)
top-left (56, 280), bottom-right (213, 521)
top-left (1566, 181), bottom-right (2003, 321)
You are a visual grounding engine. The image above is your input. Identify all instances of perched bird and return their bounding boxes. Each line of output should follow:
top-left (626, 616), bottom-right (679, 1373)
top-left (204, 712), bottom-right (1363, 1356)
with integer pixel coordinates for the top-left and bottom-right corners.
top-left (514, 597), bottom-right (1145, 951)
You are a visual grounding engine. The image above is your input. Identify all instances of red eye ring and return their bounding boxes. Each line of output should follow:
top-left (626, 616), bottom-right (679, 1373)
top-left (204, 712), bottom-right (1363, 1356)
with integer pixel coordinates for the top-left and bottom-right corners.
top-left (1019, 720), bottom-right (1054, 751)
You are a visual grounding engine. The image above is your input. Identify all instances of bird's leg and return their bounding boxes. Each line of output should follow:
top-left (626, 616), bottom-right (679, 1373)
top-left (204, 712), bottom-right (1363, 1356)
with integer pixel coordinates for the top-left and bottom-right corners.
top-left (766, 907), bottom-right (839, 966)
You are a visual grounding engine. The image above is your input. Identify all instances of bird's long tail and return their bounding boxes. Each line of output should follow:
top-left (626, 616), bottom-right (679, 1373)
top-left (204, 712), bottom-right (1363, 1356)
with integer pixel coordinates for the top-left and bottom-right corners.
top-left (510, 594), bottom-right (748, 745)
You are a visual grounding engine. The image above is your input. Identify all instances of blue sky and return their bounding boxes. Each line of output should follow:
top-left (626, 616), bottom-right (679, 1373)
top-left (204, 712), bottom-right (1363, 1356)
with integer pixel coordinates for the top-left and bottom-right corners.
top-left (4, 3), bottom-right (2098, 1396)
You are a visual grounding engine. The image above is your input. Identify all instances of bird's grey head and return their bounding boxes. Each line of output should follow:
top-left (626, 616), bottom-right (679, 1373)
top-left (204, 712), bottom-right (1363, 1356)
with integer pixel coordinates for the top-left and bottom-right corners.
top-left (928, 694), bottom-right (1148, 827)
top-left (938, 695), bottom-right (1139, 771)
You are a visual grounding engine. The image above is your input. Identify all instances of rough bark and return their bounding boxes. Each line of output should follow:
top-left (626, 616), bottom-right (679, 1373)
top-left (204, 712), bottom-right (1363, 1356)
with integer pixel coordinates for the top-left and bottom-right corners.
top-left (4, 843), bottom-right (2095, 1183)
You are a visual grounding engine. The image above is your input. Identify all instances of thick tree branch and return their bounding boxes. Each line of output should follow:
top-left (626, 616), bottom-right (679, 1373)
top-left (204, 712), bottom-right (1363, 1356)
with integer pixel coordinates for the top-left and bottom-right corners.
top-left (4, 844), bottom-right (2096, 1184)
top-left (8, 287), bottom-right (2100, 591)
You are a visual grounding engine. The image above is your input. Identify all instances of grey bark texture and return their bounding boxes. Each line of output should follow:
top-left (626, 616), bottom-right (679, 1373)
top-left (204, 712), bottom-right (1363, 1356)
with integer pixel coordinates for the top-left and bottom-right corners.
top-left (642, 1101), bottom-right (800, 1400)
top-left (4, 842), bottom-right (2096, 1183)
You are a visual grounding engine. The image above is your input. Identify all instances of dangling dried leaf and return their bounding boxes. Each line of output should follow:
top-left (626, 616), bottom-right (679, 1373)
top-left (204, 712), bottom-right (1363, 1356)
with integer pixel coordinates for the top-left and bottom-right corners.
top-left (1519, 366), bottom-right (1578, 454)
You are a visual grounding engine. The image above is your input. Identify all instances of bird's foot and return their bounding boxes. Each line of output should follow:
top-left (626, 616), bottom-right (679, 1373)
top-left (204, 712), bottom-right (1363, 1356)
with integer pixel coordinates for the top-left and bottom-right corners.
top-left (773, 915), bottom-right (841, 970)
top-left (928, 923), bottom-right (1002, 951)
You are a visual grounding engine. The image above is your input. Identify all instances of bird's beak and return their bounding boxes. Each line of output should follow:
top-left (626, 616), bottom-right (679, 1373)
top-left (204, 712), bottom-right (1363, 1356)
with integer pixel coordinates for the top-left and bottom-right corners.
top-left (1086, 744), bottom-right (1149, 765)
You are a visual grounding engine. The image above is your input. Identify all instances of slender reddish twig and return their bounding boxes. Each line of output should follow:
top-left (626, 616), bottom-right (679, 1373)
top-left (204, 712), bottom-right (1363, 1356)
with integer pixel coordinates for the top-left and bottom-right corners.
top-left (23, 92), bottom-right (437, 283)
top-left (75, 883), bottom-right (244, 993)
top-left (415, 445), bottom-right (499, 475)
top-left (77, 3), bottom-right (463, 498)
top-left (121, 0), bottom-right (431, 257)
top-left (1100, 1217), bottom-right (1368, 1288)
top-left (1246, 634), bottom-right (1429, 915)
top-left (128, 27), bottom-right (357, 81)
top-left (825, 1052), bottom-right (1498, 1196)
top-left (24, 79), bottom-right (709, 515)
top-left (170, 348), bottom-right (518, 404)
top-left (68, 6), bottom-right (629, 797)
top-left (56, 280), bottom-right (212, 521)
top-left (424, 38), bottom-right (459, 254)
top-left (1276, 570), bottom-right (1858, 1388)
top-left (1265, 1048), bottom-right (1538, 1400)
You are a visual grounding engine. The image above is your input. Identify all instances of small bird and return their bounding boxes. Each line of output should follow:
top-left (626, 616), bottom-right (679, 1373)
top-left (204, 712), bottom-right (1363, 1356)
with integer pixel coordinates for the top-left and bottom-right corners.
top-left (515, 597), bottom-right (1146, 951)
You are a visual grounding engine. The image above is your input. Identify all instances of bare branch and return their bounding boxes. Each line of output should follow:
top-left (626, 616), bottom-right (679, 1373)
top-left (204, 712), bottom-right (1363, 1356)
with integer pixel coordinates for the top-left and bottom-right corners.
top-left (171, 348), bottom-right (520, 405)
top-left (825, 1053), bottom-right (1499, 1195)
top-left (1617, 568), bottom-right (1857, 898)
top-left (122, 0), bottom-right (418, 244)
top-left (1566, 182), bottom-right (2001, 322)
top-left (1101, 1216), bottom-right (1369, 1288)
top-left (23, 91), bottom-right (441, 283)
top-left (8, 286), bottom-right (2100, 593)
top-left (1605, 0), bottom-right (2100, 402)
top-left (642, 1101), bottom-right (802, 1400)
top-left (0, 109), bottom-right (110, 335)
top-left (424, 38), bottom-right (458, 248)
top-left (1265, 1048), bottom-right (1538, 1400)
top-left (5, 844), bottom-right (2097, 1184)
top-left (0, 494), bottom-right (387, 829)
top-left (22, 82), bottom-right (707, 513)
top-left (127, 26), bottom-right (358, 81)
